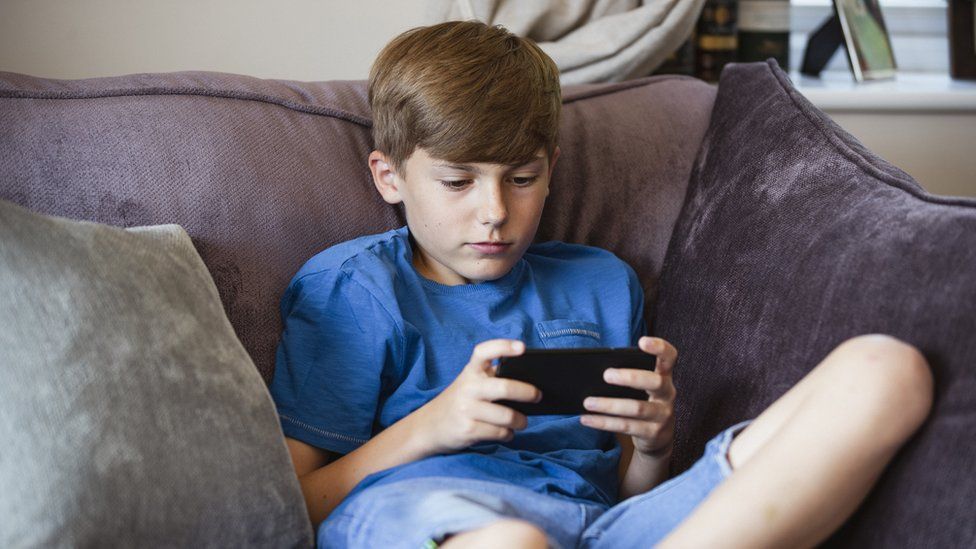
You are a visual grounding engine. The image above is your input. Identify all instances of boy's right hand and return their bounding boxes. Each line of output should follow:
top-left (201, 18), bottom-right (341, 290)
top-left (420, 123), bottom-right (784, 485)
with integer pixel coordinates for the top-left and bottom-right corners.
top-left (418, 339), bottom-right (542, 454)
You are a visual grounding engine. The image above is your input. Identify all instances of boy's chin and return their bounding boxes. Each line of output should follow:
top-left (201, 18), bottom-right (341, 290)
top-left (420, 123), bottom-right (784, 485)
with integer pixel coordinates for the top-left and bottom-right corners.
top-left (463, 260), bottom-right (518, 283)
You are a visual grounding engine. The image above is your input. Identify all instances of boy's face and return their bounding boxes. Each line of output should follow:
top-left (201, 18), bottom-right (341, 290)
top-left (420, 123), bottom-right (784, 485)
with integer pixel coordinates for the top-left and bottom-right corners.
top-left (369, 146), bottom-right (559, 286)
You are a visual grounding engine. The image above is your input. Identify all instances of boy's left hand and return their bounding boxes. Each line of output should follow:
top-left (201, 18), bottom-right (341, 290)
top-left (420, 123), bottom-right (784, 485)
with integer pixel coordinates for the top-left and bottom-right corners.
top-left (580, 336), bottom-right (677, 458)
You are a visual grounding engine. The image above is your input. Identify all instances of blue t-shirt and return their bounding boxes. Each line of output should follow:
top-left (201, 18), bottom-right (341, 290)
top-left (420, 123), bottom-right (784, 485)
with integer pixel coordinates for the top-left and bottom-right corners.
top-left (269, 225), bottom-right (646, 509)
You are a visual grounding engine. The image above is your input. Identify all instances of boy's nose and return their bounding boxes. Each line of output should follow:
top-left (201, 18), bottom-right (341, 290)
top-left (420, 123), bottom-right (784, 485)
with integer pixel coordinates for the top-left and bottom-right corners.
top-left (478, 185), bottom-right (508, 226)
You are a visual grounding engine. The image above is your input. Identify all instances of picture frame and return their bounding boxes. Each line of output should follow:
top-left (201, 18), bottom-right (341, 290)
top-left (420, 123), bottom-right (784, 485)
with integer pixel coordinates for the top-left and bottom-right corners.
top-left (833, 0), bottom-right (897, 81)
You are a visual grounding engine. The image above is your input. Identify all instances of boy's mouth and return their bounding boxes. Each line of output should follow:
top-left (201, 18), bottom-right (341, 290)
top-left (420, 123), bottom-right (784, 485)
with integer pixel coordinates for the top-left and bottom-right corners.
top-left (468, 241), bottom-right (512, 255)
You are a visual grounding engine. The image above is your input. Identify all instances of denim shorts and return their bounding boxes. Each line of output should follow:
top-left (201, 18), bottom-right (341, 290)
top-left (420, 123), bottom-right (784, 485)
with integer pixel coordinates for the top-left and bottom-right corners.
top-left (318, 420), bottom-right (752, 549)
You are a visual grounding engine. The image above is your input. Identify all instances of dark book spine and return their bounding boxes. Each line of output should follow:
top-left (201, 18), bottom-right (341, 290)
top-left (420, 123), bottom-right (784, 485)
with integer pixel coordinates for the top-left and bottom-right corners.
top-left (696, 0), bottom-right (739, 83)
top-left (737, 0), bottom-right (790, 70)
top-left (948, 0), bottom-right (976, 79)
top-left (654, 34), bottom-right (696, 76)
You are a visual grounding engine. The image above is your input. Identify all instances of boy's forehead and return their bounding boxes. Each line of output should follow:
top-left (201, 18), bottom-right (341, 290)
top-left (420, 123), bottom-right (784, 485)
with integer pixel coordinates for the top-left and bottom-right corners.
top-left (420, 149), bottom-right (548, 171)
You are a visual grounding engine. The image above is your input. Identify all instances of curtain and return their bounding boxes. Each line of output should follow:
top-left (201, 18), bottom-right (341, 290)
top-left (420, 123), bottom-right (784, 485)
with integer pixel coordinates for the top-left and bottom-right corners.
top-left (424, 0), bottom-right (706, 85)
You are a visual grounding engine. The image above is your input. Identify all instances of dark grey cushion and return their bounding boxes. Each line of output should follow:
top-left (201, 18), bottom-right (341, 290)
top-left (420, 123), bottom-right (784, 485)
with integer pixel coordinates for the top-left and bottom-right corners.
top-left (0, 199), bottom-right (313, 547)
top-left (0, 71), bottom-right (715, 382)
top-left (654, 60), bottom-right (976, 547)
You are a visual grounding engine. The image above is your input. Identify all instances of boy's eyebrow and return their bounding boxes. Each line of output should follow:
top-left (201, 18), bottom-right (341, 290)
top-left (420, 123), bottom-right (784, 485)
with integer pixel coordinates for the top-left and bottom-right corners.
top-left (433, 156), bottom-right (546, 173)
top-left (434, 162), bottom-right (484, 174)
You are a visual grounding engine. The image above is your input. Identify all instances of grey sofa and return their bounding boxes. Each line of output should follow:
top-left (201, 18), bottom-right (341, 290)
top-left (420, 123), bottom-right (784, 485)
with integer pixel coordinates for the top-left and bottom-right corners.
top-left (1, 60), bottom-right (973, 547)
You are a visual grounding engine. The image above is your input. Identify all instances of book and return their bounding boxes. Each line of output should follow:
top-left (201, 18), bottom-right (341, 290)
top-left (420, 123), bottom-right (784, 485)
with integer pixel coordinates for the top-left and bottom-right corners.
top-left (654, 34), bottom-right (696, 76)
top-left (949, 0), bottom-right (976, 79)
top-left (737, 0), bottom-right (790, 69)
top-left (696, 0), bottom-right (739, 83)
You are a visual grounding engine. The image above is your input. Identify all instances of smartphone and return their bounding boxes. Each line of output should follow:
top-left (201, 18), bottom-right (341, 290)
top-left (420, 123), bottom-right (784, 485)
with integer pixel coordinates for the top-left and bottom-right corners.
top-left (494, 347), bottom-right (655, 415)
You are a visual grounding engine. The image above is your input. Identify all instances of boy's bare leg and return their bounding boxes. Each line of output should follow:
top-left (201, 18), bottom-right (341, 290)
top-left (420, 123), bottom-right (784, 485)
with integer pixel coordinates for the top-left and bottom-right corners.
top-left (658, 334), bottom-right (933, 549)
top-left (439, 518), bottom-right (548, 549)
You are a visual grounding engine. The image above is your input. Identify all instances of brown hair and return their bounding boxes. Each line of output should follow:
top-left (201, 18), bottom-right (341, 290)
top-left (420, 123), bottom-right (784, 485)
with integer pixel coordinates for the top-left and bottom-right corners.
top-left (368, 20), bottom-right (561, 172)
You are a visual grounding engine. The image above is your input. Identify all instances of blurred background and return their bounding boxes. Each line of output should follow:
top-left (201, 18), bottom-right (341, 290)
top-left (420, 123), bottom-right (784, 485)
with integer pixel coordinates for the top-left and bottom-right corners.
top-left (1, 0), bottom-right (972, 196)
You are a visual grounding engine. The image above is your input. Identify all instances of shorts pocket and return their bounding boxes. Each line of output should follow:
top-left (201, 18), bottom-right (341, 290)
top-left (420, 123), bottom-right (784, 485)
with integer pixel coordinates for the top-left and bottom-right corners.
top-left (536, 319), bottom-right (603, 349)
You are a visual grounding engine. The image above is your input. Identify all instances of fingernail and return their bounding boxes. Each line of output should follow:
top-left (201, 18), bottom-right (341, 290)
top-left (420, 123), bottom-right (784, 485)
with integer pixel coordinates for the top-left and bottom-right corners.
top-left (604, 368), bottom-right (617, 381)
top-left (512, 341), bottom-right (524, 352)
top-left (583, 397), bottom-right (596, 408)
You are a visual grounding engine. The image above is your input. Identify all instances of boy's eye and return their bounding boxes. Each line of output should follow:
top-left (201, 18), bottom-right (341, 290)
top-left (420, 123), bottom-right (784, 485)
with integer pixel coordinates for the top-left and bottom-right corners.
top-left (512, 176), bottom-right (538, 186)
top-left (440, 179), bottom-right (472, 191)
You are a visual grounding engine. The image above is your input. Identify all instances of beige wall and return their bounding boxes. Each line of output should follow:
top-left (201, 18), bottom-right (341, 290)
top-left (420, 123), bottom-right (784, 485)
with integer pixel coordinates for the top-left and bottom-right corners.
top-left (0, 0), bottom-right (430, 80)
top-left (828, 112), bottom-right (976, 199)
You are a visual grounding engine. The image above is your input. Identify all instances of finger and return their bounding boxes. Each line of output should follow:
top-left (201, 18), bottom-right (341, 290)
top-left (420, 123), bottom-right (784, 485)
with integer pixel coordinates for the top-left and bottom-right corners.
top-left (480, 376), bottom-right (542, 404)
top-left (583, 396), bottom-right (668, 420)
top-left (467, 339), bottom-right (525, 372)
top-left (579, 414), bottom-right (661, 439)
top-left (464, 418), bottom-right (515, 443)
top-left (494, 426), bottom-right (516, 442)
top-left (471, 401), bottom-right (529, 431)
top-left (638, 336), bottom-right (677, 377)
top-left (603, 367), bottom-right (667, 394)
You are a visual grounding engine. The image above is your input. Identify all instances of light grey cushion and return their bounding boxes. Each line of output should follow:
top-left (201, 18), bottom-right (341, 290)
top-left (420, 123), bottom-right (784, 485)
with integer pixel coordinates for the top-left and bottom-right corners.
top-left (0, 199), bottom-right (312, 547)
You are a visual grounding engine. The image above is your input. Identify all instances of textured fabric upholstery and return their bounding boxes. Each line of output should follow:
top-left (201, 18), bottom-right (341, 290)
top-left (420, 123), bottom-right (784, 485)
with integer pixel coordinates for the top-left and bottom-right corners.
top-left (0, 71), bottom-right (715, 382)
top-left (0, 199), bottom-right (313, 547)
top-left (654, 60), bottom-right (976, 548)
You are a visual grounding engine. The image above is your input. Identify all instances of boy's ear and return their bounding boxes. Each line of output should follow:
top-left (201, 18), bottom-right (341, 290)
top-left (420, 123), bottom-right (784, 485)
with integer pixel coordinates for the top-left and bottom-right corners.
top-left (369, 150), bottom-right (403, 205)
top-left (548, 146), bottom-right (561, 175)
top-left (546, 146), bottom-right (561, 196)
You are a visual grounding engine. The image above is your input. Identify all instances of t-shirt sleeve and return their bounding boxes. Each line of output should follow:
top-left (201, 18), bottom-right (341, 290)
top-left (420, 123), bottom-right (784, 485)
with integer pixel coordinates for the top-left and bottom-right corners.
top-left (269, 268), bottom-right (400, 455)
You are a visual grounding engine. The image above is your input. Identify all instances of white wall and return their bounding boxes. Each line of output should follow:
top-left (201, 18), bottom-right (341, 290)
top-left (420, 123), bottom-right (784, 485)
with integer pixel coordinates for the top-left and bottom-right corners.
top-left (0, 0), bottom-right (430, 81)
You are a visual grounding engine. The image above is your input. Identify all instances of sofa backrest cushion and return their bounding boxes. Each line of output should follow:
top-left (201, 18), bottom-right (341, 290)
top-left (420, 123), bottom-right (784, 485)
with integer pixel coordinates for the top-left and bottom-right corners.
top-left (0, 199), bottom-right (313, 547)
top-left (0, 72), bottom-right (715, 381)
top-left (654, 60), bottom-right (976, 547)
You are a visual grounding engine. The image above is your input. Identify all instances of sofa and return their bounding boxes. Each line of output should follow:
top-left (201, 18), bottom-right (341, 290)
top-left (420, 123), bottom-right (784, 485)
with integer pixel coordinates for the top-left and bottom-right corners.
top-left (1, 59), bottom-right (973, 548)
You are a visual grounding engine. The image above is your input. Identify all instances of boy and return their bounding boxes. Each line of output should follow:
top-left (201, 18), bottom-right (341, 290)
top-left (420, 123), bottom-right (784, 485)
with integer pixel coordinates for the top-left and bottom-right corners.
top-left (270, 21), bottom-right (933, 548)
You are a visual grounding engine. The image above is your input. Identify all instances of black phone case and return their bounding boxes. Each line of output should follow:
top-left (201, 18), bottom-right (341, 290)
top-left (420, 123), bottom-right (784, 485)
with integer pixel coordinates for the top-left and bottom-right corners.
top-left (495, 347), bottom-right (655, 415)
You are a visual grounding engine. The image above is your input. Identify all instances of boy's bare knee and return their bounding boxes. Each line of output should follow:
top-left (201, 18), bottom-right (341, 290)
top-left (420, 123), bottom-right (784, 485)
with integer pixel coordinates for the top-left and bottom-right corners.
top-left (832, 334), bottom-right (933, 437)
top-left (502, 519), bottom-right (549, 546)
top-left (441, 518), bottom-right (548, 549)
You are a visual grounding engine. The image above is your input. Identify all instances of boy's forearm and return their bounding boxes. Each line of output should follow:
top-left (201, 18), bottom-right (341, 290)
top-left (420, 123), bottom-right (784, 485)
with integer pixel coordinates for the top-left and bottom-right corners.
top-left (298, 408), bottom-right (438, 527)
top-left (618, 447), bottom-right (671, 501)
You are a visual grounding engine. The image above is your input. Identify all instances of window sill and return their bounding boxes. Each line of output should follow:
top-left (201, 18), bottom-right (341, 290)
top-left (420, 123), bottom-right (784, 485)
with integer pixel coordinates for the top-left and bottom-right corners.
top-left (787, 70), bottom-right (976, 113)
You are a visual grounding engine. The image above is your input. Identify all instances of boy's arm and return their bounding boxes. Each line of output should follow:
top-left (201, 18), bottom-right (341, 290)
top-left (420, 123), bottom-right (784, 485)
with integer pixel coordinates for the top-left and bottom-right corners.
top-left (285, 339), bottom-right (542, 528)
top-left (617, 432), bottom-right (672, 500)
top-left (286, 408), bottom-right (441, 526)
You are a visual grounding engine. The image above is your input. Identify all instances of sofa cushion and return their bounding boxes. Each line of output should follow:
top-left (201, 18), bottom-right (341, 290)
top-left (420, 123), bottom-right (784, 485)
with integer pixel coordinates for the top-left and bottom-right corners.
top-left (0, 199), bottom-right (313, 547)
top-left (0, 71), bottom-right (715, 381)
top-left (653, 59), bottom-right (976, 547)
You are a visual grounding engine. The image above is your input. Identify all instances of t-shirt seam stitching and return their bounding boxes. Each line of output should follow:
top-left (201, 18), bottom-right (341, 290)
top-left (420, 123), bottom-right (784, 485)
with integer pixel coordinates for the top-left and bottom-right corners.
top-left (289, 229), bottom-right (400, 289)
top-left (284, 249), bottom-right (406, 427)
top-left (315, 268), bottom-right (407, 409)
top-left (340, 272), bottom-right (407, 383)
top-left (280, 414), bottom-right (369, 445)
top-left (285, 235), bottom-right (406, 366)
top-left (538, 327), bottom-right (602, 340)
